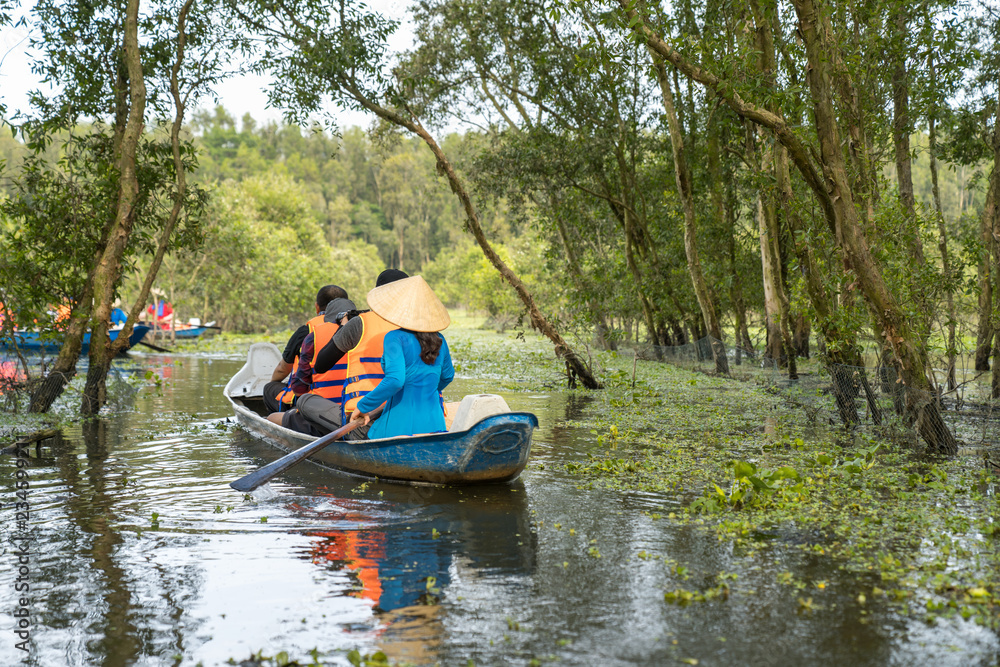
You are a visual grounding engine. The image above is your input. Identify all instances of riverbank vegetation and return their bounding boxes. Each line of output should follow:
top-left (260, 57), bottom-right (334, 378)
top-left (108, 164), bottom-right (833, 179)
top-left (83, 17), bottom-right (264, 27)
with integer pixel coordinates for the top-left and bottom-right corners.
top-left (440, 327), bottom-right (1000, 634)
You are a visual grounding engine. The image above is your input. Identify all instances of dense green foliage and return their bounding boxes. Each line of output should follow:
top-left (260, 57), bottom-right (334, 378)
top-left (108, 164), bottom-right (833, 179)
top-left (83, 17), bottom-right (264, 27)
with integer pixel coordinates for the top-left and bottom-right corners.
top-left (152, 172), bottom-right (385, 331)
top-left (3, 104), bottom-right (981, 339)
top-left (3, 0), bottom-right (1000, 431)
top-left (0, 127), bottom-right (204, 334)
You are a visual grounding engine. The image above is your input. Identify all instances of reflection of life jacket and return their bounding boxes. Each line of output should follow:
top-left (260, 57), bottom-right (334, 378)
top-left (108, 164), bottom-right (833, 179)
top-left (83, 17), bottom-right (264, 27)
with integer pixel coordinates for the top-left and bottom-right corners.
top-left (276, 313), bottom-right (326, 409)
top-left (308, 318), bottom-right (345, 402)
top-left (310, 530), bottom-right (385, 605)
top-left (341, 311), bottom-right (397, 420)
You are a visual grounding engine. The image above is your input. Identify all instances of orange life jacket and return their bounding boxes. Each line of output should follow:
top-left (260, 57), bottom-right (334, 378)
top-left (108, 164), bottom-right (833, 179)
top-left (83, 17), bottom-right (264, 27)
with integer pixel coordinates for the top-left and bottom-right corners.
top-left (308, 318), bottom-right (345, 402)
top-left (55, 303), bottom-right (71, 323)
top-left (276, 313), bottom-right (326, 409)
top-left (341, 311), bottom-right (397, 420)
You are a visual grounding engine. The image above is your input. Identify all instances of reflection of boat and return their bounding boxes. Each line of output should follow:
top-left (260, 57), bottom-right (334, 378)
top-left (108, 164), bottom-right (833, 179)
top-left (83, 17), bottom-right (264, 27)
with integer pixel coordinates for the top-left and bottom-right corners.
top-left (289, 480), bottom-right (536, 664)
top-left (225, 342), bottom-right (537, 485)
top-left (0, 325), bottom-right (151, 354)
top-left (292, 480), bottom-right (536, 608)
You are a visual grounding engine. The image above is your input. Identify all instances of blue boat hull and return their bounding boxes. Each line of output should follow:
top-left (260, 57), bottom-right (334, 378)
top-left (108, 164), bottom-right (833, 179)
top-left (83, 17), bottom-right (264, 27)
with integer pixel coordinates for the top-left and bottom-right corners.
top-left (225, 342), bottom-right (538, 485)
top-left (174, 326), bottom-right (207, 339)
top-left (1, 325), bottom-right (151, 354)
top-left (230, 397), bottom-right (537, 485)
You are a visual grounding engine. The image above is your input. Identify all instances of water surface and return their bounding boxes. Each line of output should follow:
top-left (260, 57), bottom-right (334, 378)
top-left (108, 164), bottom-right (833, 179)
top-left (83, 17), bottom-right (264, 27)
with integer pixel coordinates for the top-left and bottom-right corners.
top-left (1, 352), bottom-right (997, 665)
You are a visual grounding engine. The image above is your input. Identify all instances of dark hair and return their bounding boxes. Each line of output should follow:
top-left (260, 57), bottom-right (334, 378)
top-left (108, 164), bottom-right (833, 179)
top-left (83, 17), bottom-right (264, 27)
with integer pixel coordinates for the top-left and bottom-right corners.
top-left (316, 285), bottom-right (348, 311)
top-left (375, 269), bottom-right (408, 287)
top-left (408, 330), bottom-right (442, 365)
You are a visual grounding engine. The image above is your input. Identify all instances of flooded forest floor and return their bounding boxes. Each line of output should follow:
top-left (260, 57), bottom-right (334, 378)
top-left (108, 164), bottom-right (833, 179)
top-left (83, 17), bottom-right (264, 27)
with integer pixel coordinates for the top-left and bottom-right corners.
top-left (1, 321), bottom-right (999, 666)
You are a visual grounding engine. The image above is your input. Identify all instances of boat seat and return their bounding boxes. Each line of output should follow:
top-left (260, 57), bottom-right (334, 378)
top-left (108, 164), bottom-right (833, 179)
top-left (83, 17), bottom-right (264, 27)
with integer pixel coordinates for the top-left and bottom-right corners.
top-left (229, 342), bottom-right (282, 397)
top-left (447, 394), bottom-right (511, 433)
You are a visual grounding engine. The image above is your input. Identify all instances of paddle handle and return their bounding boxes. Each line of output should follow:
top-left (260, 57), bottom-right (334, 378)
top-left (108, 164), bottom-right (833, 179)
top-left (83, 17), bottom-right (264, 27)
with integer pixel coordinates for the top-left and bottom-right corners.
top-left (229, 419), bottom-right (362, 493)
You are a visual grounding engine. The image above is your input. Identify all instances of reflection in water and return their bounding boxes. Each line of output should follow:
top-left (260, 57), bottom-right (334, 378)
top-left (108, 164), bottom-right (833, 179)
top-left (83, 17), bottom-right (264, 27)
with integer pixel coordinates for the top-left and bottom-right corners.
top-left (562, 392), bottom-right (594, 423)
top-left (285, 481), bottom-right (536, 665)
top-left (46, 419), bottom-right (141, 667)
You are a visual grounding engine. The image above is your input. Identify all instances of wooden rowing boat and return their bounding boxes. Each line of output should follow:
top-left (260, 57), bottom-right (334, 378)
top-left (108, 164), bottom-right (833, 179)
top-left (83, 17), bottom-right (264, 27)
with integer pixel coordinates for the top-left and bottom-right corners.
top-left (225, 343), bottom-right (537, 485)
top-left (1, 325), bottom-right (152, 354)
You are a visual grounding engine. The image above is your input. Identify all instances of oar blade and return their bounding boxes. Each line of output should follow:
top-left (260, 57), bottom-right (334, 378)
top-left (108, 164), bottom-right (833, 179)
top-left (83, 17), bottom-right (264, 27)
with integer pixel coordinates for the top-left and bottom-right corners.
top-left (229, 420), bottom-right (360, 492)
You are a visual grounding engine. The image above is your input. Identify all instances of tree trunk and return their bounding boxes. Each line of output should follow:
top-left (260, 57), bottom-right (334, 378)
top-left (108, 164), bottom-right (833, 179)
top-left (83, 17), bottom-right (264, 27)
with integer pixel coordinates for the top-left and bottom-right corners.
top-left (81, 0), bottom-right (147, 415)
top-left (977, 108), bottom-right (997, 371)
top-left (727, 222), bottom-right (751, 361)
top-left (649, 50), bottom-right (728, 374)
top-left (758, 179), bottom-right (785, 364)
top-left (892, 11), bottom-right (917, 229)
top-left (748, 0), bottom-right (797, 379)
top-left (793, 314), bottom-right (811, 358)
top-left (927, 62), bottom-right (957, 391)
top-left (746, 124), bottom-right (797, 378)
top-left (334, 84), bottom-right (601, 388)
top-left (976, 232), bottom-right (993, 371)
top-left (981, 99), bottom-right (1000, 398)
top-left (28, 293), bottom-right (92, 413)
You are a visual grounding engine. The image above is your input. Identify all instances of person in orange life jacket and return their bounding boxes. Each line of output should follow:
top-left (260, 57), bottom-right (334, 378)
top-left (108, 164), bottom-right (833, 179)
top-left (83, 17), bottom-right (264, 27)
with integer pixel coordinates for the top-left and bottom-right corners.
top-left (346, 276), bottom-right (454, 440)
top-left (286, 296), bottom-right (356, 394)
top-left (261, 284), bottom-right (349, 414)
top-left (285, 269), bottom-right (409, 439)
top-left (263, 295), bottom-right (355, 427)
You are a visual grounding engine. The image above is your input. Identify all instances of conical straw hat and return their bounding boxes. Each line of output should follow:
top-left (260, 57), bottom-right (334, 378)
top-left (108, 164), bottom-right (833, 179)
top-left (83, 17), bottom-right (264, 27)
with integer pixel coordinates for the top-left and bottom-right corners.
top-left (366, 275), bottom-right (451, 332)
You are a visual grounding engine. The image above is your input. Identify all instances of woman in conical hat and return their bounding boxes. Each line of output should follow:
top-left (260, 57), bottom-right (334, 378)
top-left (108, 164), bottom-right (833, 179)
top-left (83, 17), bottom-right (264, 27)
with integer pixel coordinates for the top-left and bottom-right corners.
top-left (348, 275), bottom-right (455, 439)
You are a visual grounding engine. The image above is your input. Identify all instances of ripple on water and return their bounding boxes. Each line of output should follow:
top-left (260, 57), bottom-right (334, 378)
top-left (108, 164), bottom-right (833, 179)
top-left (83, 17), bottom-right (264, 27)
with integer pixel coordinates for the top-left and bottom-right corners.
top-left (1, 356), bottom-right (997, 667)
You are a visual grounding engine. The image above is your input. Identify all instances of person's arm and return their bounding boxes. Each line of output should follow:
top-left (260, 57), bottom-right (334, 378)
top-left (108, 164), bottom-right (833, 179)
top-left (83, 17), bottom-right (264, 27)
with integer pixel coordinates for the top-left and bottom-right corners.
top-left (437, 336), bottom-right (454, 392)
top-left (270, 359), bottom-right (293, 383)
top-left (289, 333), bottom-right (314, 394)
top-left (314, 317), bottom-right (361, 373)
top-left (355, 333), bottom-right (404, 415)
top-left (272, 325), bottom-right (308, 381)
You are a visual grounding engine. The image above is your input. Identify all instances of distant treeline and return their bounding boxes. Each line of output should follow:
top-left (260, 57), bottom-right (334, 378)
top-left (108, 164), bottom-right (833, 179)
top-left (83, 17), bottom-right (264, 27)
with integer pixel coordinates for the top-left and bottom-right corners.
top-left (0, 109), bottom-right (551, 332)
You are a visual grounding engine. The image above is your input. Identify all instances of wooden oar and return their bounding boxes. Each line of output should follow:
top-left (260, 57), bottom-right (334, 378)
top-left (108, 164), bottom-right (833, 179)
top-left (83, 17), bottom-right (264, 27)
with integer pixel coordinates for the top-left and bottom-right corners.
top-left (229, 420), bottom-right (362, 492)
top-left (137, 340), bottom-right (172, 353)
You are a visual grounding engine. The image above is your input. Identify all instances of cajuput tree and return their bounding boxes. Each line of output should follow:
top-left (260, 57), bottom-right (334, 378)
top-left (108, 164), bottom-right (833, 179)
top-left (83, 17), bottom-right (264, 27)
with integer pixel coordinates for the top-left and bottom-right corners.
top-left (232, 0), bottom-right (603, 389)
top-left (615, 0), bottom-right (959, 452)
top-left (7, 0), bottom-right (233, 413)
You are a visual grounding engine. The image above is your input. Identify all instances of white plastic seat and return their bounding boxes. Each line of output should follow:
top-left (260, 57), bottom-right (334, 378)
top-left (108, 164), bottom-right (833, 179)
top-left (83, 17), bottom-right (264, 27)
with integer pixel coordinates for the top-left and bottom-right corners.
top-left (228, 342), bottom-right (282, 397)
top-left (447, 394), bottom-right (511, 432)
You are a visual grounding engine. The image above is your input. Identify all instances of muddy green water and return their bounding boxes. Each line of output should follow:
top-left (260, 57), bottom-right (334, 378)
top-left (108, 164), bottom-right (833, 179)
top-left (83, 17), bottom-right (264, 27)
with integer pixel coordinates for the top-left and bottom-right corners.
top-left (2, 353), bottom-right (998, 666)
